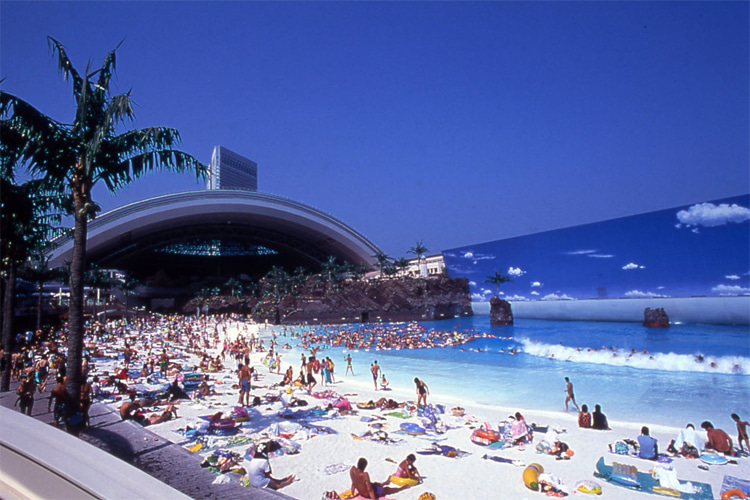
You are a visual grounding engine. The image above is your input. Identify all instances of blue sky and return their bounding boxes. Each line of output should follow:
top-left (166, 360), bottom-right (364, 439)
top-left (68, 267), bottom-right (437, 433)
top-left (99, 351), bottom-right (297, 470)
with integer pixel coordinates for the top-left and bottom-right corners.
top-left (444, 195), bottom-right (750, 301)
top-left (2, 2), bottom-right (748, 258)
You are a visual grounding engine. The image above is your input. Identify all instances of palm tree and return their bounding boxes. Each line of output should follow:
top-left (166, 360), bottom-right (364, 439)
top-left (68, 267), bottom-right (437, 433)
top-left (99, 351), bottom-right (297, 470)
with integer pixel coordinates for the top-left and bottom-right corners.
top-left (1, 38), bottom-right (205, 416)
top-left (408, 240), bottom-right (429, 278)
top-left (0, 178), bottom-right (62, 392)
top-left (484, 270), bottom-right (513, 297)
top-left (22, 253), bottom-right (63, 333)
top-left (117, 272), bottom-right (141, 320)
top-left (395, 257), bottom-right (410, 280)
top-left (373, 251), bottom-right (394, 278)
top-left (321, 256), bottom-right (342, 292)
top-left (224, 277), bottom-right (242, 299)
top-left (263, 266), bottom-right (290, 300)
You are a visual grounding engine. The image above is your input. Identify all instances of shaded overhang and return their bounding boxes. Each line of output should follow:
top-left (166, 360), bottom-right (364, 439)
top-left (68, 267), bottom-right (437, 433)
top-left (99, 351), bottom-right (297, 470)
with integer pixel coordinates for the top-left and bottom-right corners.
top-left (48, 191), bottom-right (380, 274)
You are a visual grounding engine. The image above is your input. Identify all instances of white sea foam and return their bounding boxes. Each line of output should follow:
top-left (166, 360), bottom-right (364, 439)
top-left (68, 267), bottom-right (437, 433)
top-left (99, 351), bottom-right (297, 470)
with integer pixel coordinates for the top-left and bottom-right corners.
top-left (518, 337), bottom-right (750, 375)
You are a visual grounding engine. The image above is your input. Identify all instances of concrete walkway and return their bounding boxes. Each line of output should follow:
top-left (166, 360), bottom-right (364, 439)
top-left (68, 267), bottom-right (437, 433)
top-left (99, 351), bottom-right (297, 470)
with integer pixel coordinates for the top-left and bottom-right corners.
top-left (0, 381), bottom-right (291, 500)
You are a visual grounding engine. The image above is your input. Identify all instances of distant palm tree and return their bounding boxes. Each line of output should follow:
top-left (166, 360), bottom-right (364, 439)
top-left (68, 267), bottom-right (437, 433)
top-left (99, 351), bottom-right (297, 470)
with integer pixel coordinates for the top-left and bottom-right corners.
top-left (373, 251), bottom-right (394, 278)
top-left (1, 38), bottom-right (205, 416)
top-left (395, 257), bottom-right (410, 279)
top-left (117, 272), bottom-right (141, 319)
top-left (22, 253), bottom-right (64, 332)
top-left (321, 256), bottom-right (343, 291)
top-left (484, 270), bottom-right (513, 297)
top-left (224, 278), bottom-right (243, 299)
top-left (408, 240), bottom-right (429, 277)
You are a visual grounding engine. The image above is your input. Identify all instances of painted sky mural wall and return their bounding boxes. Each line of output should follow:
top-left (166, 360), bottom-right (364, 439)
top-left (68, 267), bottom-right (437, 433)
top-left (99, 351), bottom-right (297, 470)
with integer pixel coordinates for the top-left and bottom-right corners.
top-left (443, 195), bottom-right (750, 303)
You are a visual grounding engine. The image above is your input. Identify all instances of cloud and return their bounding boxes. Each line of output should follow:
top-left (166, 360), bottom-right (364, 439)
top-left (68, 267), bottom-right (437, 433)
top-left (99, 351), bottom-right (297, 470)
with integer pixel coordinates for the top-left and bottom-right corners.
top-left (712, 284), bottom-right (750, 296)
top-left (624, 290), bottom-right (668, 298)
top-left (676, 202), bottom-right (750, 228)
top-left (622, 263), bottom-right (645, 270)
top-left (725, 275), bottom-right (740, 281)
top-left (541, 293), bottom-right (575, 301)
top-left (469, 281), bottom-right (476, 286)
top-left (505, 295), bottom-right (530, 302)
top-left (531, 281), bottom-right (542, 288)
top-left (588, 254), bottom-right (614, 259)
top-left (531, 291), bottom-right (539, 296)
top-left (462, 251), bottom-right (495, 261)
top-left (565, 249), bottom-right (598, 255)
top-left (508, 267), bottom-right (526, 278)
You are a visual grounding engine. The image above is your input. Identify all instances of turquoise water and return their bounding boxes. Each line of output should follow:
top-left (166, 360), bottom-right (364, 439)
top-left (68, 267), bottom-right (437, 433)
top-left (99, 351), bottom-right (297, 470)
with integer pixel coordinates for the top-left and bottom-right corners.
top-left (284, 317), bottom-right (750, 429)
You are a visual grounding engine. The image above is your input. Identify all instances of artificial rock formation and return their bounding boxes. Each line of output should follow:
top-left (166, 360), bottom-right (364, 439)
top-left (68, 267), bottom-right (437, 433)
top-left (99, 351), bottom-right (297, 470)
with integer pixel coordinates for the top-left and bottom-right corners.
top-left (185, 276), bottom-right (473, 325)
top-left (489, 297), bottom-right (514, 325)
top-left (643, 307), bottom-right (669, 327)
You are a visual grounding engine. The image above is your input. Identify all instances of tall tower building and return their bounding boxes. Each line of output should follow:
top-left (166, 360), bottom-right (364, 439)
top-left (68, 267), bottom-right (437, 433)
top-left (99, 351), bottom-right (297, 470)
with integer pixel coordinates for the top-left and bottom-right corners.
top-left (207, 146), bottom-right (258, 191)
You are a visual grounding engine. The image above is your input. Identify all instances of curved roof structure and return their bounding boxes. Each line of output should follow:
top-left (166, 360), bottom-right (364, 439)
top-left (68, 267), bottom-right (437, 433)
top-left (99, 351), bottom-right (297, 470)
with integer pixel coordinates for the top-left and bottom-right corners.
top-left (49, 191), bottom-right (380, 281)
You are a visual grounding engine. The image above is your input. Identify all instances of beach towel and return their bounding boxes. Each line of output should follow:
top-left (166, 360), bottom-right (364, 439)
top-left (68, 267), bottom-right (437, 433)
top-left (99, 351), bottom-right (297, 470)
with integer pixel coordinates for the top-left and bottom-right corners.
top-left (384, 411), bottom-right (411, 419)
top-left (594, 456), bottom-right (713, 500)
top-left (321, 463), bottom-right (351, 475)
top-left (720, 475), bottom-right (750, 498)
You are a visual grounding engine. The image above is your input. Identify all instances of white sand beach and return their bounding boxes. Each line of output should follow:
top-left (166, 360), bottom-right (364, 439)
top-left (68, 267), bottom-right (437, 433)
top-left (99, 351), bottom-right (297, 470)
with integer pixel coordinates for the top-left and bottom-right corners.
top-left (100, 321), bottom-right (749, 500)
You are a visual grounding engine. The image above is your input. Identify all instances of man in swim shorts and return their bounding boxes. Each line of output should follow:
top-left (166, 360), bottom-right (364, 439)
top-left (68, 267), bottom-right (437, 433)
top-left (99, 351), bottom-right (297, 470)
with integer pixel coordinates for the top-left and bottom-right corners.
top-left (564, 377), bottom-right (580, 411)
top-left (371, 361), bottom-right (380, 391)
top-left (349, 457), bottom-right (407, 499)
top-left (238, 363), bottom-right (252, 406)
top-left (306, 356), bottom-right (317, 394)
top-left (731, 413), bottom-right (749, 455)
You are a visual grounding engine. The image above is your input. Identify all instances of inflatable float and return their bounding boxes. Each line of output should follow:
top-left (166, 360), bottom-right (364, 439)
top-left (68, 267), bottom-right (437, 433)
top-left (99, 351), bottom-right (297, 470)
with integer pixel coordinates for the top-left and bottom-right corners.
top-left (576, 480), bottom-right (602, 495)
top-left (400, 422), bottom-right (426, 435)
top-left (700, 453), bottom-right (729, 465)
top-left (471, 422), bottom-right (501, 446)
top-left (522, 463), bottom-right (544, 491)
top-left (389, 475), bottom-right (419, 487)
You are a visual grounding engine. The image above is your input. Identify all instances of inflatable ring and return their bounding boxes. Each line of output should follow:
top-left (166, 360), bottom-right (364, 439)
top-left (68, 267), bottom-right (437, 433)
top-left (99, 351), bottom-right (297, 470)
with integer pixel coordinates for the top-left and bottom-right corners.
top-left (522, 463), bottom-right (544, 491)
top-left (389, 475), bottom-right (419, 487)
top-left (701, 453), bottom-right (729, 465)
top-left (721, 489), bottom-right (748, 500)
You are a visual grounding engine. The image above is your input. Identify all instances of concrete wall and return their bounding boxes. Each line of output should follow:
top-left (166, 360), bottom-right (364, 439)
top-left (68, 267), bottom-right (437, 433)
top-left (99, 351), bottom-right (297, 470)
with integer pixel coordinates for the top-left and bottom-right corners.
top-left (472, 296), bottom-right (750, 325)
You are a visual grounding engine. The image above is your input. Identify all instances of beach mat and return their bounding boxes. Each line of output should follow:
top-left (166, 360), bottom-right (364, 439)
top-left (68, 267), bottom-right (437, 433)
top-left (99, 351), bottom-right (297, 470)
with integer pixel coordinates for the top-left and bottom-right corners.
top-left (594, 456), bottom-right (713, 500)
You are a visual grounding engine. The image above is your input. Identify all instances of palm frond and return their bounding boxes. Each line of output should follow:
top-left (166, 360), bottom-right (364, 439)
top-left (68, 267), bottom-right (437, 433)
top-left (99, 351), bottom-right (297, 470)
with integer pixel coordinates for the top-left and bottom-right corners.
top-left (47, 37), bottom-right (84, 100)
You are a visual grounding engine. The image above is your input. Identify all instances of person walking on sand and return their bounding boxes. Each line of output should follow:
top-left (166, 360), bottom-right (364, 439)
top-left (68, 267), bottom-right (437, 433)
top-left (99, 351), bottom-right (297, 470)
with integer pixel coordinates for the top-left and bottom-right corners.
top-left (564, 377), bottom-right (580, 411)
top-left (371, 361), bottom-right (380, 391)
top-left (414, 377), bottom-right (429, 408)
top-left (346, 353), bottom-right (354, 376)
top-left (731, 413), bottom-right (749, 455)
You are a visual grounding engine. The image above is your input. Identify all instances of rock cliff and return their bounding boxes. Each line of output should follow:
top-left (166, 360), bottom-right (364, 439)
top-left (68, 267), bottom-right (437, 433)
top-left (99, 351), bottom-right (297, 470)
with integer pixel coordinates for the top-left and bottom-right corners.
top-left (643, 307), bottom-right (669, 327)
top-left (184, 276), bottom-right (473, 325)
top-left (489, 297), bottom-right (514, 325)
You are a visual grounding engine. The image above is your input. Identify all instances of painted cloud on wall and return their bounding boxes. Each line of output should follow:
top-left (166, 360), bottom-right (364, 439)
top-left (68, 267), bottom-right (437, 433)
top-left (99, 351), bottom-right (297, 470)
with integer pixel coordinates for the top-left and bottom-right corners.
top-left (676, 202), bottom-right (750, 228)
top-left (442, 195), bottom-right (749, 302)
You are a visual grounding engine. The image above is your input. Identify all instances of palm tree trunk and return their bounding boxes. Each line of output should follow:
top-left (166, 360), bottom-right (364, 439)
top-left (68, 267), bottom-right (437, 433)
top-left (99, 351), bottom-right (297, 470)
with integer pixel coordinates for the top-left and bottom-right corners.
top-left (36, 278), bottom-right (44, 333)
top-left (1, 264), bottom-right (17, 392)
top-left (65, 195), bottom-right (87, 422)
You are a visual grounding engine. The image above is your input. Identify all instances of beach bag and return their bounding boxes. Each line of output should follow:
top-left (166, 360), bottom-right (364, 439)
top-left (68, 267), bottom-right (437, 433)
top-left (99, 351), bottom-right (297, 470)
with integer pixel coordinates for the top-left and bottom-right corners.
top-left (611, 441), bottom-right (628, 455)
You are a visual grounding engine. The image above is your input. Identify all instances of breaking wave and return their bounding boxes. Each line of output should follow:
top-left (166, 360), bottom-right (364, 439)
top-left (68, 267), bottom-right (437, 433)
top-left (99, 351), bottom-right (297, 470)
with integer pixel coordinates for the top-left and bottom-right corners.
top-left (517, 338), bottom-right (750, 375)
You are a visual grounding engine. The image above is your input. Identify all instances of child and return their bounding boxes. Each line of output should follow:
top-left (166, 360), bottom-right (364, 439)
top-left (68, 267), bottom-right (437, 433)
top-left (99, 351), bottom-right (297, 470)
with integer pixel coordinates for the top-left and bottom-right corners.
top-left (381, 373), bottom-right (389, 390)
top-left (395, 454), bottom-right (422, 482)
